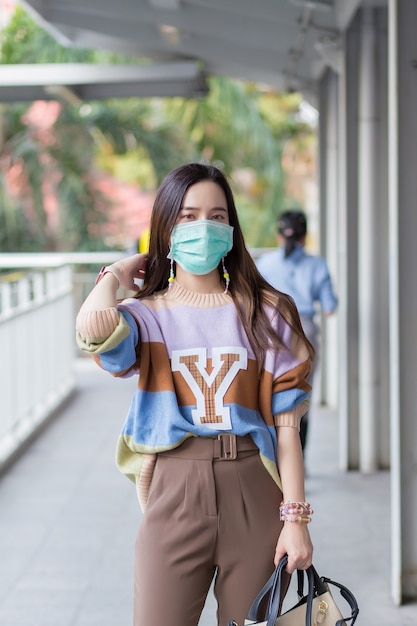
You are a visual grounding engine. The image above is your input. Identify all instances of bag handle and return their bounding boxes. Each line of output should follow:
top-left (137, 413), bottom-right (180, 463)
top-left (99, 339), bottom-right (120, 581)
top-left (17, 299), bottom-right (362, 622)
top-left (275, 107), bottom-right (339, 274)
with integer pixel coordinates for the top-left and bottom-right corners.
top-left (296, 565), bottom-right (327, 598)
top-left (266, 558), bottom-right (314, 626)
top-left (321, 576), bottom-right (359, 625)
top-left (245, 556), bottom-right (359, 626)
top-left (245, 559), bottom-right (286, 622)
top-left (298, 568), bottom-right (359, 625)
top-left (246, 556), bottom-right (314, 626)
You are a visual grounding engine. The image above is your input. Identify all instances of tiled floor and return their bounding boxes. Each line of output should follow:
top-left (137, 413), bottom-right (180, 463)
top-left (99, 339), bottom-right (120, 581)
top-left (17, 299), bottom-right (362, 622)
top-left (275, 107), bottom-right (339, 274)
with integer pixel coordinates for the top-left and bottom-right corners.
top-left (0, 358), bottom-right (416, 625)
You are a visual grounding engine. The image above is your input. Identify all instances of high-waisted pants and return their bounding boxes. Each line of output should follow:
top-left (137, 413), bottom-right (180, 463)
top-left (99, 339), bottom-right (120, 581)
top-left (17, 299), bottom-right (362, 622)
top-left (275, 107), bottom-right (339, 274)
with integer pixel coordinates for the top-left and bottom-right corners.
top-left (133, 435), bottom-right (284, 626)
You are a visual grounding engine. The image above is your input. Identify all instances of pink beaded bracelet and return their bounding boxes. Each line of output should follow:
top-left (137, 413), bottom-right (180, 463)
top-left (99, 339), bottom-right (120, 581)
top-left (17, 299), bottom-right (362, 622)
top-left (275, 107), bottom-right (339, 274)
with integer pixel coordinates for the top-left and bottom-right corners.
top-left (279, 501), bottom-right (313, 523)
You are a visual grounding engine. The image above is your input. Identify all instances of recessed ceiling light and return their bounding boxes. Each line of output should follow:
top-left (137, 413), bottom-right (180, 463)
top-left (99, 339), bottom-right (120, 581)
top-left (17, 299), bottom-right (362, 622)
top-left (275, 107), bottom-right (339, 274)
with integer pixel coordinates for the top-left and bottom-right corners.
top-left (289, 0), bottom-right (332, 11)
top-left (158, 24), bottom-right (182, 45)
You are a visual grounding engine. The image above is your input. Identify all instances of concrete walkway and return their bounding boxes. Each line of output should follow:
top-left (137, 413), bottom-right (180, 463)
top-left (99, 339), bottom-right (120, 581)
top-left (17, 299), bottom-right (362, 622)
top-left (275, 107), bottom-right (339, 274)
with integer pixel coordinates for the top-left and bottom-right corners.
top-left (0, 358), bottom-right (416, 625)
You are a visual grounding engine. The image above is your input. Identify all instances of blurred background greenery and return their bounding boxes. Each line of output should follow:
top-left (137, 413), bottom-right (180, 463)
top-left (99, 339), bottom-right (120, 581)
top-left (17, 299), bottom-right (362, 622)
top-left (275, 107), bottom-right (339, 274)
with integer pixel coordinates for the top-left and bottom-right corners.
top-left (0, 5), bottom-right (317, 253)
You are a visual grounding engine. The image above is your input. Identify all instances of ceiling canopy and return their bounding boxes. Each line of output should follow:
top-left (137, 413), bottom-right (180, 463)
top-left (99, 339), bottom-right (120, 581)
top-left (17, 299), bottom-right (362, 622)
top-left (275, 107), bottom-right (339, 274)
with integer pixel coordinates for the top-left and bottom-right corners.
top-left (5, 0), bottom-right (363, 101)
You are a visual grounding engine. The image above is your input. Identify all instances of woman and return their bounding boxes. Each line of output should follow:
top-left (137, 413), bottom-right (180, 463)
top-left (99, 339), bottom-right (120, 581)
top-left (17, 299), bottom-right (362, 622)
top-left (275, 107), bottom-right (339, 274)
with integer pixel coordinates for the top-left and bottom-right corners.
top-left (76, 163), bottom-right (314, 626)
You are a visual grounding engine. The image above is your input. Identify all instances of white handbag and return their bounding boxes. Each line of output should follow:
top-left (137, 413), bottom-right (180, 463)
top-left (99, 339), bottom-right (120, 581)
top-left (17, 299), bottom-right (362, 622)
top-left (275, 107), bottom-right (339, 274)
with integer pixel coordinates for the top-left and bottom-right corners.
top-left (229, 555), bottom-right (359, 626)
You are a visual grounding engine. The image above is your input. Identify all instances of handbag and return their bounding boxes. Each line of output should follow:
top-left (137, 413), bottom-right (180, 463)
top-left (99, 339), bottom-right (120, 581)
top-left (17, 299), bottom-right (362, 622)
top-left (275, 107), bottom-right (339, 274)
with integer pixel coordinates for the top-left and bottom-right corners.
top-left (228, 555), bottom-right (359, 626)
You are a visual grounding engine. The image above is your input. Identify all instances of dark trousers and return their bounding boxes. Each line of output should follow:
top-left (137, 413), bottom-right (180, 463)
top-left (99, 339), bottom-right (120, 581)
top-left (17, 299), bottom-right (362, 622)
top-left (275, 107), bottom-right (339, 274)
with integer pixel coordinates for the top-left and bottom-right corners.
top-left (300, 413), bottom-right (309, 452)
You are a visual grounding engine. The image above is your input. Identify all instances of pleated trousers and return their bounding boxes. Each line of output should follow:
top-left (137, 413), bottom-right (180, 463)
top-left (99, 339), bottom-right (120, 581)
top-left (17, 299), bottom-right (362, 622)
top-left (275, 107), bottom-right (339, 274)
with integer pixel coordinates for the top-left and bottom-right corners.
top-left (134, 435), bottom-right (283, 626)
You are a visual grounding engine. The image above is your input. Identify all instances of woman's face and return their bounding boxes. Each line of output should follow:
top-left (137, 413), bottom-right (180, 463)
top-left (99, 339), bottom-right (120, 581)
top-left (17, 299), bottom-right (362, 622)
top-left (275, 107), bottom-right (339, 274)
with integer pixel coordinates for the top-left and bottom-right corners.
top-left (176, 181), bottom-right (229, 225)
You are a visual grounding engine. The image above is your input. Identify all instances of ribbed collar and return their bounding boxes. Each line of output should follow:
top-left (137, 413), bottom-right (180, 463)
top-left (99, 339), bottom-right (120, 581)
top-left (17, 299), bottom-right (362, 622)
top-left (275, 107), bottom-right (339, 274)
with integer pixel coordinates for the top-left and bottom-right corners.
top-left (162, 280), bottom-right (232, 308)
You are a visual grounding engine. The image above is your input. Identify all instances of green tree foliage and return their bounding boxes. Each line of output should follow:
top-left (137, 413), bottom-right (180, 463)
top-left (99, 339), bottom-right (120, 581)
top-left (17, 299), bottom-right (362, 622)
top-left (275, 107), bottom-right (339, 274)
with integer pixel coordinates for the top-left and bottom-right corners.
top-left (89, 100), bottom-right (193, 186)
top-left (0, 7), bottom-right (188, 252)
top-left (0, 5), bottom-right (316, 252)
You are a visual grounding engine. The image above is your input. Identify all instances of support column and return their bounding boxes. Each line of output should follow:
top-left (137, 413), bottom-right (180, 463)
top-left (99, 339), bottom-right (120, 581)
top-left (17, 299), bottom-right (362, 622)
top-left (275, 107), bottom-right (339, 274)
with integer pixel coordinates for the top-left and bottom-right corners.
top-left (357, 7), bottom-right (379, 472)
top-left (338, 16), bottom-right (360, 471)
top-left (319, 70), bottom-right (339, 409)
top-left (388, 0), bottom-right (417, 604)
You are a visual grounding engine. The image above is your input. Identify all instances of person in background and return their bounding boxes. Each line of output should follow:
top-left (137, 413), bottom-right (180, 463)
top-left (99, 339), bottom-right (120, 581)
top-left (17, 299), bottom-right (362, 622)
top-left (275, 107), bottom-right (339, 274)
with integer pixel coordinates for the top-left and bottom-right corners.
top-left (75, 164), bottom-right (314, 626)
top-left (257, 210), bottom-right (338, 455)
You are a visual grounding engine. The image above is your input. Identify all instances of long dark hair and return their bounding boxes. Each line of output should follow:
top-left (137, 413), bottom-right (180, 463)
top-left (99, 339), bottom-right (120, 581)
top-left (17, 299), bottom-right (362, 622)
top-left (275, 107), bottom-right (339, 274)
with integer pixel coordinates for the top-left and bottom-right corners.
top-left (277, 210), bottom-right (307, 258)
top-left (137, 163), bottom-right (314, 368)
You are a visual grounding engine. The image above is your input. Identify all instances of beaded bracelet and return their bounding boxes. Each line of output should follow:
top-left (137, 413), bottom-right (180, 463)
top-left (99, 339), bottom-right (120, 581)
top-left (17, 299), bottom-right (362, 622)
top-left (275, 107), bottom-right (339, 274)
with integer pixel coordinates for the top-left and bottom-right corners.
top-left (281, 514), bottom-right (312, 523)
top-left (279, 501), bottom-right (313, 523)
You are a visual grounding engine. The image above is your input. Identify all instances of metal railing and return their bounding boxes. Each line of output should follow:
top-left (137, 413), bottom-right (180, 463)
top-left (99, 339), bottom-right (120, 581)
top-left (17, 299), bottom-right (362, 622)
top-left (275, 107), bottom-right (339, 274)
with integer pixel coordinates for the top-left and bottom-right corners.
top-left (0, 265), bottom-right (76, 470)
top-left (0, 252), bottom-right (126, 471)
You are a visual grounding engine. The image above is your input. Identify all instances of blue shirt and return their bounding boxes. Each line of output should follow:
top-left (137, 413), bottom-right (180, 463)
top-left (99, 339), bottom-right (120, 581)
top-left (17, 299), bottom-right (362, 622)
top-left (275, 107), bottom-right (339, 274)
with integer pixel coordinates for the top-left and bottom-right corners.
top-left (256, 245), bottom-right (338, 319)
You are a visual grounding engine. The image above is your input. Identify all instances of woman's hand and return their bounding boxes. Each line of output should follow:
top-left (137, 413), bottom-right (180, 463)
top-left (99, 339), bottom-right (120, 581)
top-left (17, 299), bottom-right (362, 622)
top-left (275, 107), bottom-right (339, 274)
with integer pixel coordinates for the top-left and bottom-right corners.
top-left (108, 254), bottom-right (148, 291)
top-left (274, 522), bottom-right (313, 573)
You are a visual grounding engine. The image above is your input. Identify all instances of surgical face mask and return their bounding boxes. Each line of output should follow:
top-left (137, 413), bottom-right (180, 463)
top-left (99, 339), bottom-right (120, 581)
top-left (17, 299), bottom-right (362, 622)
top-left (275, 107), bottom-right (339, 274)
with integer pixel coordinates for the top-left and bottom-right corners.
top-left (168, 219), bottom-right (234, 275)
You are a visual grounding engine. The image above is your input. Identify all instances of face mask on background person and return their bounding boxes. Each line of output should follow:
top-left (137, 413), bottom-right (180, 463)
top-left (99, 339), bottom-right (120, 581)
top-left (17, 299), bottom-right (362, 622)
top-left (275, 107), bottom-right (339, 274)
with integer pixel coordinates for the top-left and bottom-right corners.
top-left (168, 219), bottom-right (234, 275)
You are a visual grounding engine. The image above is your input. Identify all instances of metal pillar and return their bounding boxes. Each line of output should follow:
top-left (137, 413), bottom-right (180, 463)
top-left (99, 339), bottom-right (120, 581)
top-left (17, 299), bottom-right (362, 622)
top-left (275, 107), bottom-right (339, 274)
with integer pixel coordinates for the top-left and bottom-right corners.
top-left (374, 7), bottom-right (390, 470)
top-left (388, 0), bottom-right (417, 604)
top-left (320, 71), bottom-right (339, 409)
top-left (338, 16), bottom-right (360, 471)
top-left (357, 7), bottom-right (379, 472)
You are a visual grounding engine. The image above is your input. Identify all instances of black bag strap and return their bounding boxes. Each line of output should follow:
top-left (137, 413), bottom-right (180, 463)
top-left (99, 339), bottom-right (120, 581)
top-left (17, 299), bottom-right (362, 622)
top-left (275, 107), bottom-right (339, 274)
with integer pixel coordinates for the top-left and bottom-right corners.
top-left (297, 568), bottom-right (304, 598)
top-left (296, 564), bottom-right (327, 598)
top-left (245, 558), bottom-right (286, 622)
top-left (246, 556), bottom-right (315, 626)
top-left (297, 568), bottom-right (359, 625)
top-left (244, 556), bottom-right (359, 626)
top-left (266, 561), bottom-right (316, 626)
top-left (266, 557), bottom-right (290, 625)
top-left (321, 576), bottom-right (360, 625)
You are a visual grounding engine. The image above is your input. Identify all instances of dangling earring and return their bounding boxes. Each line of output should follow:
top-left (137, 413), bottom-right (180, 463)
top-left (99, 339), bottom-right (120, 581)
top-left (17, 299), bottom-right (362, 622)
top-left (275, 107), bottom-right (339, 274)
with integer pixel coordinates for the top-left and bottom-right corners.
top-left (168, 258), bottom-right (175, 288)
top-left (222, 257), bottom-right (230, 294)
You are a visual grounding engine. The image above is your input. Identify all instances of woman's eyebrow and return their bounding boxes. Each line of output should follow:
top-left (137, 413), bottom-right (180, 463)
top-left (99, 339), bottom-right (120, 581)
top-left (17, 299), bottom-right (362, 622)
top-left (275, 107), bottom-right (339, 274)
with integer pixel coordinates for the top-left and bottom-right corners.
top-left (181, 206), bottom-right (227, 212)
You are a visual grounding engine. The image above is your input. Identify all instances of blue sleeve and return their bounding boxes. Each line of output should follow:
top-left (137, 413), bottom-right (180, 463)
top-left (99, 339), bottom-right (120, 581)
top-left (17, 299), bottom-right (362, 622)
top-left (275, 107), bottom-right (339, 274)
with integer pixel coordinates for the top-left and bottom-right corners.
top-left (313, 259), bottom-right (338, 314)
top-left (96, 310), bottom-right (139, 373)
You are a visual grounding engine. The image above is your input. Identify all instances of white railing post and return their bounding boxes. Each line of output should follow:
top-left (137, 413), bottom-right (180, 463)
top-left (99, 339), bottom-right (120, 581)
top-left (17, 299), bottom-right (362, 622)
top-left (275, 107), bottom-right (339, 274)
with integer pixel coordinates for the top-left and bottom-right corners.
top-left (0, 265), bottom-right (75, 470)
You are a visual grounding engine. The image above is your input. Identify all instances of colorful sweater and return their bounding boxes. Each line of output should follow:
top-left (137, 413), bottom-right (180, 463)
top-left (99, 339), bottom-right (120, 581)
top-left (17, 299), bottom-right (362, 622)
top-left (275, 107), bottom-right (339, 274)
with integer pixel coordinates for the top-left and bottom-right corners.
top-left (76, 282), bottom-right (311, 507)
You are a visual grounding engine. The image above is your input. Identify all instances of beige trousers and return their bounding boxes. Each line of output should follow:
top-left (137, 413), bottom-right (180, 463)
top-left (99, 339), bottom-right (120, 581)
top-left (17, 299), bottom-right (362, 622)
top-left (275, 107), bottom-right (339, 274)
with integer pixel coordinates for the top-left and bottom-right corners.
top-left (134, 435), bottom-right (283, 626)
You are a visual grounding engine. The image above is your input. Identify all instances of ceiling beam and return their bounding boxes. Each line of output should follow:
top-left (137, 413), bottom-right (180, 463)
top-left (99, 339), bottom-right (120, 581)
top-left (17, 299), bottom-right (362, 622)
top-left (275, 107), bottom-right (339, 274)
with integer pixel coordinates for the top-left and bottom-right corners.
top-left (31, 3), bottom-right (302, 48)
top-left (18, 0), bottom-right (341, 93)
top-left (0, 62), bottom-right (209, 102)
